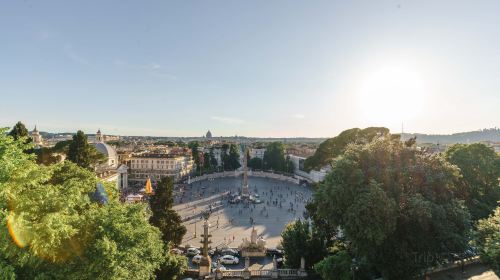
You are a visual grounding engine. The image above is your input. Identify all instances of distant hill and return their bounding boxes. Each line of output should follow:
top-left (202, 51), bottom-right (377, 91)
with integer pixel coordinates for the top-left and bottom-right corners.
top-left (401, 128), bottom-right (500, 144)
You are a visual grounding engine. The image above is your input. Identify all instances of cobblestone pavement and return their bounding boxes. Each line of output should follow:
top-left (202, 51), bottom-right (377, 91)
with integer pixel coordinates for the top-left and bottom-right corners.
top-left (173, 176), bottom-right (313, 250)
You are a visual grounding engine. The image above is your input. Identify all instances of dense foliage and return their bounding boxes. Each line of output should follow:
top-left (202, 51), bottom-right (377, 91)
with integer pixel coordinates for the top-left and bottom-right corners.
top-left (222, 143), bottom-right (241, 170)
top-left (248, 157), bottom-right (263, 170)
top-left (312, 137), bottom-right (471, 279)
top-left (303, 127), bottom-right (390, 172)
top-left (149, 177), bottom-right (187, 246)
top-left (188, 141), bottom-right (202, 172)
top-left (475, 207), bottom-right (500, 272)
top-left (202, 148), bottom-right (218, 173)
top-left (261, 142), bottom-right (293, 173)
top-left (445, 143), bottom-right (500, 221)
top-left (8, 121), bottom-right (31, 142)
top-left (67, 130), bottom-right (105, 169)
top-left (280, 220), bottom-right (327, 269)
top-left (0, 128), bottom-right (178, 279)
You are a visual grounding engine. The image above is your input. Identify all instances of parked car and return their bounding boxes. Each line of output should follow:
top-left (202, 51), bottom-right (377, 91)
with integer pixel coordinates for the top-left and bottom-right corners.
top-left (208, 248), bottom-right (216, 256)
top-left (186, 247), bottom-right (201, 256)
top-left (171, 248), bottom-right (183, 255)
top-left (266, 248), bottom-right (284, 257)
top-left (192, 255), bottom-right (203, 264)
top-left (252, 199), bottom-right (263, 204)
top-left (220, 248), bottom-right (239, 256)
top-left (219, 255), bottom-right (239, 265)
top-left (211, 262), bottom-right (226, 270)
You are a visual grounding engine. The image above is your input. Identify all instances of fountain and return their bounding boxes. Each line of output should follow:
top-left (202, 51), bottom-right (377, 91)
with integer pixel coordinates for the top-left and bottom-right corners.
top-left (238, 226), bottom-right (267, 257)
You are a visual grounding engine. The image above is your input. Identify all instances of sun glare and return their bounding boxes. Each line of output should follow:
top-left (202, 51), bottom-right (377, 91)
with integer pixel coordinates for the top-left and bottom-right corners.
top-left (358, 63), bottom-right (429, 126)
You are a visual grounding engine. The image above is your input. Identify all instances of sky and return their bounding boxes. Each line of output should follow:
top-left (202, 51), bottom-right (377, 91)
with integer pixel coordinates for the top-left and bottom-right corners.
top-left (1, 0), bottom-right (499, 137)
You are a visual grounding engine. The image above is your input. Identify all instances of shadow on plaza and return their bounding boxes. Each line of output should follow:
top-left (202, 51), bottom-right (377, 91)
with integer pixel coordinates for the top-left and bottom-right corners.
top-left (176, 176), bottom-right (312, 249)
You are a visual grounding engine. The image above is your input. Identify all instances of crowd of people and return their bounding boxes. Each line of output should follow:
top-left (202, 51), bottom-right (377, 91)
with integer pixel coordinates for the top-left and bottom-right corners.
top-left (173, 177), bottom-right (312, 248)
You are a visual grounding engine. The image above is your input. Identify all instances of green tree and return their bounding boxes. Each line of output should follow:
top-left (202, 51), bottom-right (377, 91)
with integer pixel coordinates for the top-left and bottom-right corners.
top-left (248, 157), bottom-right (263, 170)
top-left (263, 142), bottom-right (286, 171)
top-left (304, 127), bottom-right (390, 172)
top-left (52, 140), bottom-right (72, 153)
top-left (8, 121), bottom-right (30, 142)
top-left (0, 259), bottom-right (16, 280)
top-left (475, 207), bottom-right (500, 272)
top-left (67, 130), bottom-right (93, 169)
top-left (155, 253), bottom-right (188, 280)
top-left (284, 156), bottom-right (295, 174)
top-left (313, 137), bottom-right (471, 279)
top-left (445, 143), bottom-right (500, 221)
top-left (188, 141), bottom-right (201, 172)
top-left (0, 131), bottom-right (169, 279)
top-left (314, 243), bottom-right (352, 280)
top-left (281, 220), bottom-right (327, 269)
top-left (209, 148), bottom-right (218, 169)
top-left (149, 177), bottom-right (187, 246)
top-left (34, 147), bottom-right (62, 165)
top-left (227, 144), bottom-right (241, 170)
top-left (148, 177), bottom-right (188, 279)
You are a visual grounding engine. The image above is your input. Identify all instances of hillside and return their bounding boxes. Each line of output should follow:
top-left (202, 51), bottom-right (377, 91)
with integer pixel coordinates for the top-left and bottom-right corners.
top-left (401, 128), bottom-right (500, 144)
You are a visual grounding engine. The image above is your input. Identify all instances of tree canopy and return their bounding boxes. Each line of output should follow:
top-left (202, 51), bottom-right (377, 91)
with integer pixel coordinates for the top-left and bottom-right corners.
top-left (257, 142), bottom-right (294, 173)
top-left (188, 141), bottom-right (201, 171)
top-left (303, 127), bottom-right (391, 172)
top-left (0, 128), bottom-right (179, 279)
top-left (8, 121), bottom-right (30, 142)
top-left (220, 143), bottom-right (240, 171)
top-left (475, 207), bottom-right (500, 272)
top-left (313, 137), bottom-right (471, 279)
top-left (445, 143), bottom-right (500, 221)
top-left (149, 177), bottom-right (187, 246)
top-left (67, 130), bottom-right (105, 170)
top-left (281, 220), bottom-right (328, 270)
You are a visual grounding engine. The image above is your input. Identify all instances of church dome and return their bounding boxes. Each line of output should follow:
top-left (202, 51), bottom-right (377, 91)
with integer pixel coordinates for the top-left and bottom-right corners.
top-left (93, 142), bottom-right (118, 166)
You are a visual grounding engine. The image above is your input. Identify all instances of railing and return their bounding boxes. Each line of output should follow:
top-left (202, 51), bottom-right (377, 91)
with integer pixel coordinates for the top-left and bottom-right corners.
top-left (278, 269), bottom-right (300, 276)
top-left (221, 269), bottom-right (244, 277)
top-left (216, 268), bottom-right (306, 278)
top-left (250, 270), bottom-right (272, 276)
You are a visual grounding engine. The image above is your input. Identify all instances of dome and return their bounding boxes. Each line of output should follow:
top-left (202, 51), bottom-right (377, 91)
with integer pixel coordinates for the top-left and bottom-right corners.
top-left (93, 142), bottom-right (118, 167)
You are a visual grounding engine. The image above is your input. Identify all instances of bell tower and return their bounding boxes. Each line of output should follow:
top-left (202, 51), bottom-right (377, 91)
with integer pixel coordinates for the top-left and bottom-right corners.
top-left (96, 129), bottom-right (103, 142)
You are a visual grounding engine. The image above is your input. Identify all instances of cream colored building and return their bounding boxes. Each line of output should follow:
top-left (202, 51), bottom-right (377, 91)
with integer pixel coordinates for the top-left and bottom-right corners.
top-left (91, 130), bottom-right (127, 190)
top-left (249, 148), bottom-right (266, 159)
top-left (31, 126), bottom-right (43, 147)
top-left (129, 153), bottom-right (194, 183)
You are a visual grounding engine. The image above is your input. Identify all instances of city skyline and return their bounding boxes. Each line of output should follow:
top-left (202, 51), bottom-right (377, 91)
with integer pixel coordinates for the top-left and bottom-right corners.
top-left (1, 0), bottom-right (499, 137)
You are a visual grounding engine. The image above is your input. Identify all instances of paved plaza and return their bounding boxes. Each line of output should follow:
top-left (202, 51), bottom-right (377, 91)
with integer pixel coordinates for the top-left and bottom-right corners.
top-left (174, 176), bottom-right (312, 251)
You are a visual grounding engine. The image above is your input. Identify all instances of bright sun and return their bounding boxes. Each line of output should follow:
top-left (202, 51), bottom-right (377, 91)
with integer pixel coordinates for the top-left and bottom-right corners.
top-left (358, 63), bottom-right (429, 126)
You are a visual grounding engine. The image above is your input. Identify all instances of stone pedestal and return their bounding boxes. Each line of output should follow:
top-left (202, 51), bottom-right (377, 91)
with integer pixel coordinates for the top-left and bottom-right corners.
top-left (198, 256), bottom-right (211, 277)
top-left (215, 269), bottom-right (224, 280)
top-left (242, 268), bottom-right (251, 280)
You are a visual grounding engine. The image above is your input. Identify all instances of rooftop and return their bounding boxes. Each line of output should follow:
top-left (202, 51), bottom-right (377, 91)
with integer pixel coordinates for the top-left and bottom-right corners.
top-left (131, 153), bottom-right (187, 159)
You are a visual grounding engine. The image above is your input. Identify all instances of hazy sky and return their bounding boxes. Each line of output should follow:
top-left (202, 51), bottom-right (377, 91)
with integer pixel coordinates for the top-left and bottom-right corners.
top-left (1, 0), bottom-right (499, 137)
